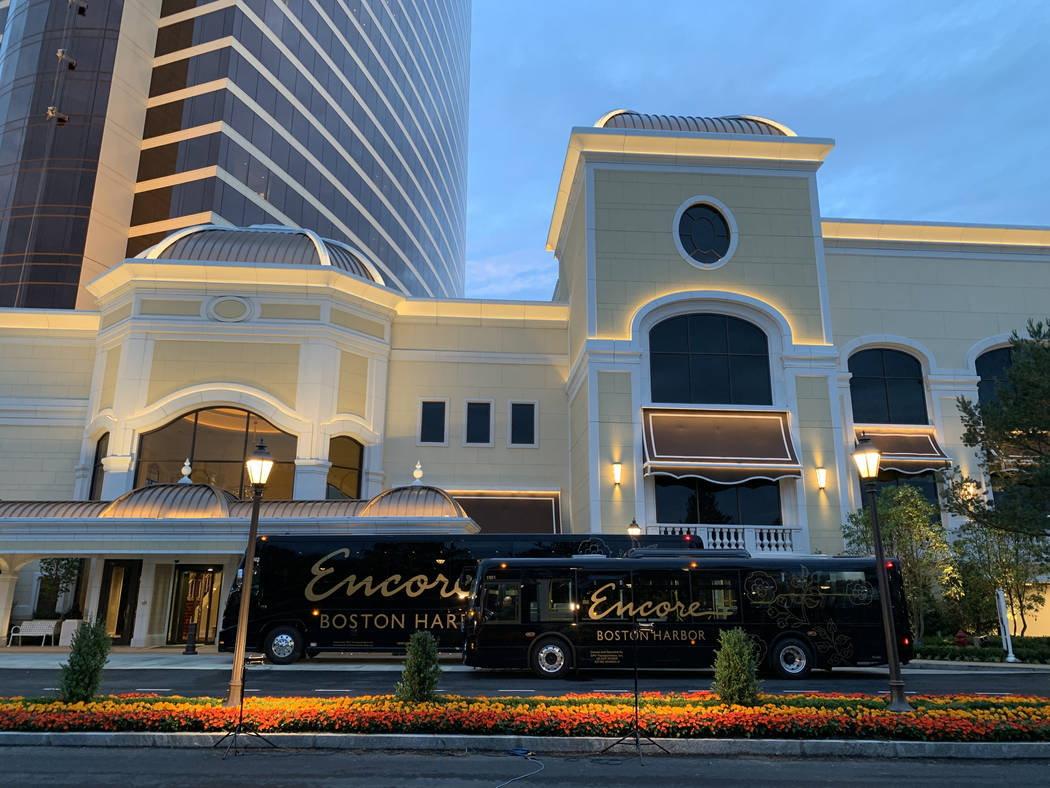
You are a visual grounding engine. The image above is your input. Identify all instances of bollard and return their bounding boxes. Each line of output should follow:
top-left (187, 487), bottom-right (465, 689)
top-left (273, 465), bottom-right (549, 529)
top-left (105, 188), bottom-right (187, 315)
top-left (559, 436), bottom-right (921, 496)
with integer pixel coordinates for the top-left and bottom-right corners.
top-left (183, 621), bottom-right (198, 655)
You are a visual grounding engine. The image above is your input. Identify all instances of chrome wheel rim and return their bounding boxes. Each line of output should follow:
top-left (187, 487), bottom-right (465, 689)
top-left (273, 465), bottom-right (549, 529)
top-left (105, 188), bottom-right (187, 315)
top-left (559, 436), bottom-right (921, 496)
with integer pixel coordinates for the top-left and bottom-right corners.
top-left (271, 633), bottom-right (296, 659)
top-left (537, 644), bottom-right (565, 674)
top-left (778, 644), bottom-right (807, 674)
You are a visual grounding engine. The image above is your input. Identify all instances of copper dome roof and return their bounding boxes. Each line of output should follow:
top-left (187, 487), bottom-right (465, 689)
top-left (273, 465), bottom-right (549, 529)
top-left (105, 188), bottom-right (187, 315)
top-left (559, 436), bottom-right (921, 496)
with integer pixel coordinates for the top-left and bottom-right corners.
top-left (596, 110), bottom-right (795, 137)
top-left (137, 224), bottom-right (384, 284)
top-left (359, 485), bottom-right (467, 518)
top-left (97, 483), bottom-right (236, 519)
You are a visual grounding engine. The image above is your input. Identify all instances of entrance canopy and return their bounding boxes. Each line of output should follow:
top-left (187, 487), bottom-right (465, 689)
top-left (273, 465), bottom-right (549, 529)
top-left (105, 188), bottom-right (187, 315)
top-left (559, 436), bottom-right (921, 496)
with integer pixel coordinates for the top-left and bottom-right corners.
top-left (642, 407), bottom-right (802, 484)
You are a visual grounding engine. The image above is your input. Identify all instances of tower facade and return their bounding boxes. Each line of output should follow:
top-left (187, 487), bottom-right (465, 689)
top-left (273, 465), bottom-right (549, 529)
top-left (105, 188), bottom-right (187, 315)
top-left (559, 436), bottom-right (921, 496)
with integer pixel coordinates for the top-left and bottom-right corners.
top-left (0, 0), bottom-right (470, 308)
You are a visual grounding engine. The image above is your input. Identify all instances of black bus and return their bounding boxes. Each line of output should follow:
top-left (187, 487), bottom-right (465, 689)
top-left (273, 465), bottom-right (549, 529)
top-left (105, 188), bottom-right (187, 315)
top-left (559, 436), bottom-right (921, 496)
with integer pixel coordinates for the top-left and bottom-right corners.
top-left (462, 554), bottom-right (913, 679)
top-left (217, 532), bottom-right (695, 663)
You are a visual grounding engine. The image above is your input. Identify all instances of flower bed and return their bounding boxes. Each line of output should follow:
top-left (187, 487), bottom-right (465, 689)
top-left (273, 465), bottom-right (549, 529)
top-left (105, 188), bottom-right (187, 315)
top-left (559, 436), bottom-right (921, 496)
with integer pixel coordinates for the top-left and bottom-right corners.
top-left (1, 692), bottom-right (1049, 742)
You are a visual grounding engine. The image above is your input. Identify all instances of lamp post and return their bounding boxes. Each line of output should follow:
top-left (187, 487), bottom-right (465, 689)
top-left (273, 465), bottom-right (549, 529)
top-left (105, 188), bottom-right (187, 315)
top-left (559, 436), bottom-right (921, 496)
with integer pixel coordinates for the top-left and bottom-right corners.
top-left (852, 434), bottom-right (911, 713)
top-left (627, 517), bottom-right (642, 551)
top-left (225, 440), bottom-right (273, 708)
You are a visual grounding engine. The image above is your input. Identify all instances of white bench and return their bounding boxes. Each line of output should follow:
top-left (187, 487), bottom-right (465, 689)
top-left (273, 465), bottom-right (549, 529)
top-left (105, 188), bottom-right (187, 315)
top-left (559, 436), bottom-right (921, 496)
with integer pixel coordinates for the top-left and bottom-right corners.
top-left (7, 620), bottom-right (59, 646)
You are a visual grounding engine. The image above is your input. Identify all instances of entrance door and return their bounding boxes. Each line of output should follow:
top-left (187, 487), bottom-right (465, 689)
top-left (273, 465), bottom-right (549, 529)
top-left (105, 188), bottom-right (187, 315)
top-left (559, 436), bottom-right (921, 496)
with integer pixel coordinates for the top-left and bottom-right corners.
top-left (167, 566), bottom-right (224, 644)
top-left (97, 560), bottom-right (142, 645)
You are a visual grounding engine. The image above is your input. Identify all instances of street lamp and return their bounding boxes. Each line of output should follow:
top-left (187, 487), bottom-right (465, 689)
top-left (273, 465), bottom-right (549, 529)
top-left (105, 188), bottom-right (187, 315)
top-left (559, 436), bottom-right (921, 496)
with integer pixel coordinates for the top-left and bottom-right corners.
top-left (851, 434), bottom-right (911, 713)
top-left (225, 439), bottom-right (274, 708)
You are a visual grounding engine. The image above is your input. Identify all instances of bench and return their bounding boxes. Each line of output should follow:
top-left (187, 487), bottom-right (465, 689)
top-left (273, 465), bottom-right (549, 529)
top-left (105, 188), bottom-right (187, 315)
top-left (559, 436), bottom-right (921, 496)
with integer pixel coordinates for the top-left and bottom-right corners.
top-left (7, 620), bottom-right (59, 646)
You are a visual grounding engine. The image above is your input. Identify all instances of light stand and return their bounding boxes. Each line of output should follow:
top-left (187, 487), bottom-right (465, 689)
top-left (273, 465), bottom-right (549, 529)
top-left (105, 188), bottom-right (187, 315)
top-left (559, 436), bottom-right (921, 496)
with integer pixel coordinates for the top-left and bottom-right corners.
top-left (853, 435), bottom-right (911, 713)
top-left (225, 440), bottom-right (273, 709)
top-left (213, 655), bottom-right (276, 758)
top-left (600, 621), bottom-right (669, 761)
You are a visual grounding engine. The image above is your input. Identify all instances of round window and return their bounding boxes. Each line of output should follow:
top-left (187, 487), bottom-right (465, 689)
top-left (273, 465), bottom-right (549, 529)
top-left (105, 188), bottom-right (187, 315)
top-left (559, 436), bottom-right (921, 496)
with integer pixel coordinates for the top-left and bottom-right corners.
top-left (678, 203), bottom-right (731, 265)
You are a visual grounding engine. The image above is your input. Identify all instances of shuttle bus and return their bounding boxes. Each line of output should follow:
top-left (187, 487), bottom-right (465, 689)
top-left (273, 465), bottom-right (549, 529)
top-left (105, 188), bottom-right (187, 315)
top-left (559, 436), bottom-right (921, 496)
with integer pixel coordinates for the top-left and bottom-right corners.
top-left (217, 532), bottom-right (695, 663)
top-left (462, 554), bottom-right (913, 679)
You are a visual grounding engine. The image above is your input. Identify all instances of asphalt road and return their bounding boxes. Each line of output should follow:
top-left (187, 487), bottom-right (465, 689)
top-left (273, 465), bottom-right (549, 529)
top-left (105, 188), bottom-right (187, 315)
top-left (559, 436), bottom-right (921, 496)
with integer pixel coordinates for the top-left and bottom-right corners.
top-left (3, 747), bottom-right (1050, 787)
top-left (2, 664), bottom-right (1048, 698)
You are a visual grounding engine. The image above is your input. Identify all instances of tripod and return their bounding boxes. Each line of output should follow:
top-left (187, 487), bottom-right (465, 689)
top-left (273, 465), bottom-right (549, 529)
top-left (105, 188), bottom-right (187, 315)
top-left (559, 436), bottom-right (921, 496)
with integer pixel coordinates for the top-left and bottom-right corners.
top-left (213, 655), bottom-right (277, 759)
top-left (600, 622), bottom-right (669, 762)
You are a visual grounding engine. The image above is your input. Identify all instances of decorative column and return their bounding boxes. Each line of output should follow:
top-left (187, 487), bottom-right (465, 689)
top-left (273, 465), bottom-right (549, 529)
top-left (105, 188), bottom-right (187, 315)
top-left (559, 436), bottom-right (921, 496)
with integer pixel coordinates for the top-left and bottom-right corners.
top-left (0, 571), bottom-right (19, 647)
top-left (292, 459), bottom-right (332, 500)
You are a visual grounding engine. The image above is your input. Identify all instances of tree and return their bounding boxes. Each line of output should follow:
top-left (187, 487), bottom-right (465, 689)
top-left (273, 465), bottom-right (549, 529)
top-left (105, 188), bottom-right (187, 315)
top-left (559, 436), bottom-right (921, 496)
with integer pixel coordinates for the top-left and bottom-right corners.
top-left (943, 319), bottom-right (1050, 538)
top-left (843, 485), bottom-right (955, 641)
top-left (948, 522), bottom-right (1048, 636)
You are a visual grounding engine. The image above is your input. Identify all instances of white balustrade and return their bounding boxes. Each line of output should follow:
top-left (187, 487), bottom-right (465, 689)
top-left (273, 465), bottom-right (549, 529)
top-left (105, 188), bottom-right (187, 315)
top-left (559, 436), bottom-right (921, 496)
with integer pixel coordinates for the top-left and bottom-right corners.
top-left (645, 525), bottom-right (801, 554)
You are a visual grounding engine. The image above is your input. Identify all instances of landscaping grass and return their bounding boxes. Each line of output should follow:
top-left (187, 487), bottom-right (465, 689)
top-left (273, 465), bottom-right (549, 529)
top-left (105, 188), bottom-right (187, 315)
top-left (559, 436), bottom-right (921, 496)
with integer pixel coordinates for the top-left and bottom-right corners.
top-left (0, 692), bottom-right (1048, 742)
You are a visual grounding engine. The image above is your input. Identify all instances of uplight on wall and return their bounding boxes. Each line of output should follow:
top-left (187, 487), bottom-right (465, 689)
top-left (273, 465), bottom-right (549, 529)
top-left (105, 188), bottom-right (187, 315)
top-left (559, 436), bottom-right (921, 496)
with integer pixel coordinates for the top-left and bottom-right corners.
top-left (612, 462), bottom-right (622, 485)
top-left (815, 467), bottom-right (828, 490)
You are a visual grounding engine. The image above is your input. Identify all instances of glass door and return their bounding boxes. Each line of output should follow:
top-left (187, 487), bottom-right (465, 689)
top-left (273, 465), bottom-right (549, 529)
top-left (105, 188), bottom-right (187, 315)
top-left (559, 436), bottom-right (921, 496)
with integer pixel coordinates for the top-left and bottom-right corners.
top-left (96, 560), bottom-right (142, 645)
top-left (167, 566), bottom-right (223, 644)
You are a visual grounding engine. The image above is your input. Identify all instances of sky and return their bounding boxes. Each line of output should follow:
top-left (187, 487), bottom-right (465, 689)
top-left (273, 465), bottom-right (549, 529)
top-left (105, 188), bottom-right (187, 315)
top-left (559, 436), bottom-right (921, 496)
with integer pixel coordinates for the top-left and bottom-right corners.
top-left (463, 0), bottom-right (1050, 301)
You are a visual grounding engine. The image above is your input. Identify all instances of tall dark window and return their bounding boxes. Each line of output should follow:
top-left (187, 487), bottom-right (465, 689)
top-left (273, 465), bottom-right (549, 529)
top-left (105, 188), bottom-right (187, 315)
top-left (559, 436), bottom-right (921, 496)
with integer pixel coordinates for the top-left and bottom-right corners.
top-left (848, 349), bottom-right (928, 424)
top-left (509, 402), bottom-right (537, 446)
top-left (419, 400), bottom-right (446, 444)
top-left (465, 401), bottom-right (492, 445)
top-left (89, 433), bottom-right (109, 500)
top-left (326, 436), bottom-right (363, 499)
top-left (649, 314), bottom-right (771, 405)
top-left (135, 407), bottom-right (295, 498)
top-left (976, 347), bottom-right (1012, 406)
top-left (865, 470), bottom-right (940, 511)
top-left (655, 477), bottom-right (781, 525)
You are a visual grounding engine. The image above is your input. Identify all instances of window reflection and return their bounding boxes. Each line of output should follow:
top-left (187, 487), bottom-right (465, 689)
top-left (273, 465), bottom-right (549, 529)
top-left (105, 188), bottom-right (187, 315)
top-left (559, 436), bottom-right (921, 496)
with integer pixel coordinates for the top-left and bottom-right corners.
top-left (135, 407), bottom-right (295, 499)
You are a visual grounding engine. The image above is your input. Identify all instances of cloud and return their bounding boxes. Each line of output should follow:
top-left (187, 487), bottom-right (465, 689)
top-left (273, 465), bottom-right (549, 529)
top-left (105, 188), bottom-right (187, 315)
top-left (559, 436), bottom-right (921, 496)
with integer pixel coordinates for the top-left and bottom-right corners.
top-left (465, 247), bottom-right (559, 301)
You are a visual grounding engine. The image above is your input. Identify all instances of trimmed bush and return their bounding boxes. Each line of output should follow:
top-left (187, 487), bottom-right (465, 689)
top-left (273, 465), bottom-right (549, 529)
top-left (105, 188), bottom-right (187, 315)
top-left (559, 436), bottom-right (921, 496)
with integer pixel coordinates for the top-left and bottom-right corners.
top-left (711, 628), bottom-right (760, 706)
top-left (58, 620), bottom-right (110, 702)
top-left (395, 631), bottom-right (441, 703)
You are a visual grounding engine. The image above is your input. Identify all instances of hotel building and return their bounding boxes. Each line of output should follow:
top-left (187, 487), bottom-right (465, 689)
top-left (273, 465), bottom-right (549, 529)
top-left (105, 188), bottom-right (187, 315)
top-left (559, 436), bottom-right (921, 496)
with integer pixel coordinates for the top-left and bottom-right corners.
top-left (0, 0), bottom-right (469, 310)
top-left (1, 110), bottom-right (1049, 645)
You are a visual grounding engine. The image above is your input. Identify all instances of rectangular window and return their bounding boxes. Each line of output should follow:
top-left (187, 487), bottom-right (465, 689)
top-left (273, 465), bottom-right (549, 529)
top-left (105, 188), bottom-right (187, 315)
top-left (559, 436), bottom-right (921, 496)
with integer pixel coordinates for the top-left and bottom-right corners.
top-left (418, 399), bottom-right (447, 445)
top-left (464, 400), bottom-right (493, 446)
top-left (508, 401), bottom-right (537, 447)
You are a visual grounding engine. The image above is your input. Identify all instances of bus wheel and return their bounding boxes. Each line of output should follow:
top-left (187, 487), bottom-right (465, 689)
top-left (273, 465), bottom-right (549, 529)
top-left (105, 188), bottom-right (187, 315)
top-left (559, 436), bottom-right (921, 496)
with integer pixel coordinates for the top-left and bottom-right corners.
top-left (264, 625), bottom-right (303, 664)
top-left (771, 637), bottom-right (813, 679)
top-left (531, 637), bottom-right (571, 679)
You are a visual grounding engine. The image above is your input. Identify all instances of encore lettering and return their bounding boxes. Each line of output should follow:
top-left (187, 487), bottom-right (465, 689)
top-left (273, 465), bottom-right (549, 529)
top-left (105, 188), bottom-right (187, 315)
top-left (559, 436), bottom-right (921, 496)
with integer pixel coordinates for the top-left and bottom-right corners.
top-left (586, 582), bottom-right (734, 620)
top-left (304, 548), bottom-right (469, 602)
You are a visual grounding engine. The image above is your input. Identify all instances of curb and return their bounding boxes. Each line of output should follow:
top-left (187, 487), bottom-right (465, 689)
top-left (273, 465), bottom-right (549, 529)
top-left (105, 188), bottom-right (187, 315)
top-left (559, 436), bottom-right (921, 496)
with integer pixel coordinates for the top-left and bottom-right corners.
top-left (1, 732), bottom-right (1048, 759)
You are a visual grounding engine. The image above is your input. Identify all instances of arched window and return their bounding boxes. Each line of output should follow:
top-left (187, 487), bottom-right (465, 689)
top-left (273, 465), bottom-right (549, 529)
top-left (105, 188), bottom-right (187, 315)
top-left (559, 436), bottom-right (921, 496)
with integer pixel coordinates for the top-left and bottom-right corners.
top-left (326, 436), bottom-right (363, 499)
top-left (89, 433), bottom-right (108, 500)
top-left (649, 314), bottom-right (771, 405)
top-left (848, 348), bottom-right (928, 424)
top-left (135, 407), bottom-right (296, 499)
top-left (976, 347), bottom-right (1012, 406)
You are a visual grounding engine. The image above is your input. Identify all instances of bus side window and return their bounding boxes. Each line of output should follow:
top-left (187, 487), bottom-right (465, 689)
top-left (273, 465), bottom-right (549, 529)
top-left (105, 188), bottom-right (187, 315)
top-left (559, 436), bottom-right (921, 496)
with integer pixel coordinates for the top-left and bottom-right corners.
top-left (528, 577), bottom-right (573, 623)
top-left (691, 573), bottom-right (740, 620)
top-left (481, 581), bottom-right (520, 623)
top-left (632, 571), bottom-right (688, 622)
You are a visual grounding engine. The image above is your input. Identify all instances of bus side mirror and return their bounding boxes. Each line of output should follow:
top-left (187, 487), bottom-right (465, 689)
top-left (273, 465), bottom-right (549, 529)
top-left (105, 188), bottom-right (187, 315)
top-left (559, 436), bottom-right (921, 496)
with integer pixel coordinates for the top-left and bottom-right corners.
top-left (456, 570), bottom-right (474, 593)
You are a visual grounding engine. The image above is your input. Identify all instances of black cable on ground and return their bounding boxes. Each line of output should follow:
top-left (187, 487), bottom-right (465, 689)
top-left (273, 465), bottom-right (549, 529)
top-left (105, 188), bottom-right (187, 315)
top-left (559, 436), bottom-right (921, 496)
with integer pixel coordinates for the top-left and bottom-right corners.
top-left (494, 748), bottom-right (544, 788)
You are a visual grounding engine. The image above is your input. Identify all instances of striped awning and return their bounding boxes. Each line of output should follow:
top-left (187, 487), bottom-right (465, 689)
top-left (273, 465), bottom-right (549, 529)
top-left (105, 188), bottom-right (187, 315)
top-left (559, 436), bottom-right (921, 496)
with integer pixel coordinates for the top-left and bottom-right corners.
top-left (642, 408), bottom-right (802, 485)
top-left (855, 428), bottom-right (951, 474)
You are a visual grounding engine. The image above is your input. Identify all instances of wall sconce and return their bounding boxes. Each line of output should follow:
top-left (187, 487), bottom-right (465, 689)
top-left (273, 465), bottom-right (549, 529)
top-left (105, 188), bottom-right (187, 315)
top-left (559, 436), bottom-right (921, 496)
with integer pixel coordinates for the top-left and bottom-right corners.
top-left (815, 467), bottom-right (828, 490)
top-left (612, 462), bottom-right (622, 485)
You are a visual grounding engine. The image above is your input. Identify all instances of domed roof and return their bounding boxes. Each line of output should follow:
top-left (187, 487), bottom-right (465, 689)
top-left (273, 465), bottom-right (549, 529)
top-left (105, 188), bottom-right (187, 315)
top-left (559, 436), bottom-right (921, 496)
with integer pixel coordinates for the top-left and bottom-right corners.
top-left (137, 224), bottom-right (384, 284)
top-left (595, 110), bottom-right (795, 137)
top-left (359, 484), bottom-right (467, 518)
top-left (98, 483), bottom-right (236, 519)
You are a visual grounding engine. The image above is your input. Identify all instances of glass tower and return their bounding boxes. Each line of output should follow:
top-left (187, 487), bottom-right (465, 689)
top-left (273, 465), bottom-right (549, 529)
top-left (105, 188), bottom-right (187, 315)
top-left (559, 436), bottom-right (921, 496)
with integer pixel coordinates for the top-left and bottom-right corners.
top-left (0, 0), bottom-right (470, 308)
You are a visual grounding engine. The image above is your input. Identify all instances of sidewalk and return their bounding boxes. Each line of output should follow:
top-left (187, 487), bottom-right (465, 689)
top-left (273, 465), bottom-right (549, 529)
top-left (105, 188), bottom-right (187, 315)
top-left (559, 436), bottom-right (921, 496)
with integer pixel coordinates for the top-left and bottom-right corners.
top-left (1, 647), bottom-right (1047, 673)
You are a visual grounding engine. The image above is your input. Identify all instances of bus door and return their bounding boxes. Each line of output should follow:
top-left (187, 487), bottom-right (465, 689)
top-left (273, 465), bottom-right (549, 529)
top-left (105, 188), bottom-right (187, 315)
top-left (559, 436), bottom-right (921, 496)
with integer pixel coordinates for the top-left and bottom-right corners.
top-left (475, 569), bottom-right (525, 667)
top-left (630, 570), bottom-right (698, 667)
top-left (576, 571), bottom-right (633, 668)
top-left (688, 570), bottom-right (742, 668)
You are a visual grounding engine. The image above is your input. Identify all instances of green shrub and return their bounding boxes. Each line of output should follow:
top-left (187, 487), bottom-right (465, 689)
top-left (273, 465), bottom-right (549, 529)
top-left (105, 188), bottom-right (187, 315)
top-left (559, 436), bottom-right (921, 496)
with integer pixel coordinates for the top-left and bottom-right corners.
top-left (711, 628), bottom-right (760, 706)
top-left (395, 631), bottom-right (441, 703)
top-left (58, 620), bottom-right (110, 702)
